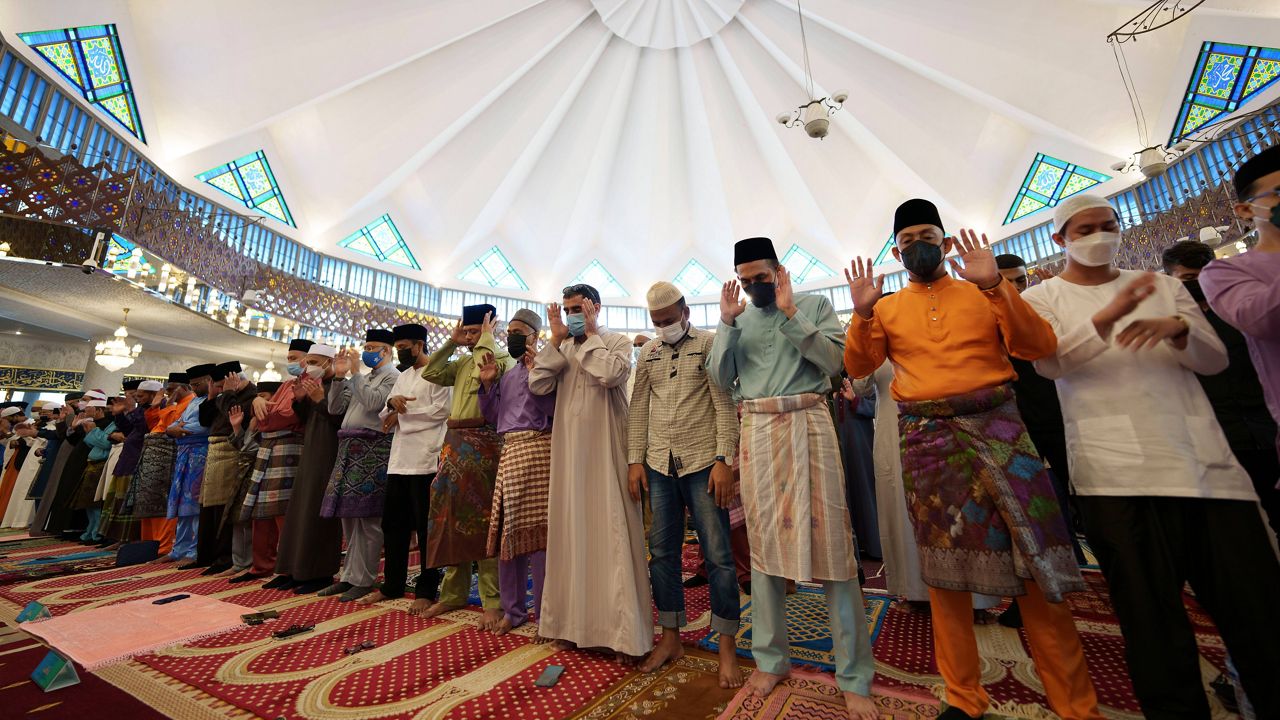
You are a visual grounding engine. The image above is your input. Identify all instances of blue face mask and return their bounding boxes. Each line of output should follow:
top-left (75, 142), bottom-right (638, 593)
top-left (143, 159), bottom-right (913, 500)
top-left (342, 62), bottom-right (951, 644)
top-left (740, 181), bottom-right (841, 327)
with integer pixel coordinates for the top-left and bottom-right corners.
top-left (566, 313), bottom-right (586, 337)
top-left (286, 363), bottom-right (303, 377)
top-left (361, 350), bottom-right (383, 369)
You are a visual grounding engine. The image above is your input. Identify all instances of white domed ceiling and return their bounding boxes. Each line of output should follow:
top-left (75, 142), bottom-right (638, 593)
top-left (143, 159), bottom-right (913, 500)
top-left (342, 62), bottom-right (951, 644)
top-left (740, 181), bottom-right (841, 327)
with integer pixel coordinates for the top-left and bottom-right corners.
top-left (2, 0), bottom-right (1279, 304)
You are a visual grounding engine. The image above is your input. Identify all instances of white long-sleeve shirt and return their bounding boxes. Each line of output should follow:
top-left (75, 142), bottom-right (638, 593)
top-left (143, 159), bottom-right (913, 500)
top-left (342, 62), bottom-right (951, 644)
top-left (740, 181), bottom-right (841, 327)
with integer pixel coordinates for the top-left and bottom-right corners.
top-left (381, 367), bottom-right (451, 476)
top-left (1023, 271), bottom-right (1254, 500)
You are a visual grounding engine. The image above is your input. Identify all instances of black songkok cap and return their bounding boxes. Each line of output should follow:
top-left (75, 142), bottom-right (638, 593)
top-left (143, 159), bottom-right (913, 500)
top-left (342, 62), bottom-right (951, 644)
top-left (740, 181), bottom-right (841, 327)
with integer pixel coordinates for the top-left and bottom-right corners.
top-left (392, 324), bottom-right (427, 342)
top-left (733, 237), bottom-right (778, 266)
top-left (365, 329), bottom-right (395, 345)
top-left (461, 304), bottom-right (497, 326)
top-left (288, 338), bottom-right (314, 353)
top-left (167, 372), bottom-right (189, 385)
top-left (1234, 145), bottom-right (1280, 199)
top-left (215, 361), bottom-right (242, 379)
top-left (893, 199), bottom-right (945, 236)
top-left (65, 392), bottom-right (84, 402)
top-left (257, 381), bottom-right (282, 395)
top-left (121, 379), bottom-right (143, 391)
top-left (185, 364), bottom-right (216, 379)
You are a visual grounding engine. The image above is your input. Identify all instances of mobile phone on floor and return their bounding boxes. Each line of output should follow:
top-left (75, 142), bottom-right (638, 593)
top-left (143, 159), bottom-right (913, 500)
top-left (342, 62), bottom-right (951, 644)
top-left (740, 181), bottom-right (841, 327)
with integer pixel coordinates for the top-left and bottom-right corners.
top-left (534, 665), bottom-right (565, 687)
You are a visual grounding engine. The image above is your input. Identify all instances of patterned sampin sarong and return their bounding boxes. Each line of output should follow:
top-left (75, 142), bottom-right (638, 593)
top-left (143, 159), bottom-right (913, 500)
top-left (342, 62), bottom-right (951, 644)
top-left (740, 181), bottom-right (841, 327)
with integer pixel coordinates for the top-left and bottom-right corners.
top-left (128, 434), bottom-right (176, 519)
top-left (98, 472), bottom-right (140, 542)
top-left (897, 383), bottom-right (1084, 602)
top-left (167, 435), bottom-right (208, 519)
top-left (487, 430), bottom-right (551, 560)
top-left (71, 459), bottom-right (106, 510)
top-left (739, 393), bottom-right (858, 583)
top-left (320, 428), bottom-right (391, 519)
top-left (240, 431), bottom-right (302, 521)
top-left (200, 436), bottom-right (240, 507)
top-left (427, 425), bottom-right (502, 568)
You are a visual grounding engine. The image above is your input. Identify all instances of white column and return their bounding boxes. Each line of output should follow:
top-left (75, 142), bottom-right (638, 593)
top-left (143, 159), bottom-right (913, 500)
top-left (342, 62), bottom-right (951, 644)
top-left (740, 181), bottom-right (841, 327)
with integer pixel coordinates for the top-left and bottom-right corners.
top-left (81, 355), bottom-right (125, 394)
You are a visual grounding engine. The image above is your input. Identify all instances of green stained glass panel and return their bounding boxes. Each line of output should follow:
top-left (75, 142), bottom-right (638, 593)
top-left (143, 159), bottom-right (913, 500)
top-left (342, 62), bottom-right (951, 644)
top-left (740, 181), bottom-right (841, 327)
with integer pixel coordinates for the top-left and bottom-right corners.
top-left (1011, 195), bottom-right (1046, 221)
top-left (1004, 153), bottom-right (1110, 224)
top-left (206, 171), bottom-right (243, 200)
top-left (574, 260), bottom-right (627, 297)
top-left (343, 236), bottom-right (377, 256)
top-left (1029, 164), bottom-right (1065, 197)
top-left (1182, 104), bottom-right (1218, 136)
top-left (256, 196), bottom-right (287, 223)
top-left (36, 43), bottom-right (81, 85)
top-left (673, 259), bottom-right (718, 296)
top-left (383, 247), bottom-right (417, 269)
top-left (1245, 59), bottom-right (1280, 96)
top-left (458, 246), bottom-right (526, 290)
top-left (1059, 172), bottom-right (1101, 199)
top-left (339, 214), bottom-right (420, 270)
top-left (779, 245), bottom-right (834, 284)
top-left (369, 222), bottom-right (400, 254)
top-left (97, 94), bottom-right (134, 131)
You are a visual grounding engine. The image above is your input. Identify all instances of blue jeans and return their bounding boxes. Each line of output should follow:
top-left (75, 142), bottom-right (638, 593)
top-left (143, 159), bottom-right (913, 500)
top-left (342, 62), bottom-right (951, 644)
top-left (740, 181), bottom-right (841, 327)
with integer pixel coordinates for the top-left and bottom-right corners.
top-left (647, 465), bottom-right (740, 636)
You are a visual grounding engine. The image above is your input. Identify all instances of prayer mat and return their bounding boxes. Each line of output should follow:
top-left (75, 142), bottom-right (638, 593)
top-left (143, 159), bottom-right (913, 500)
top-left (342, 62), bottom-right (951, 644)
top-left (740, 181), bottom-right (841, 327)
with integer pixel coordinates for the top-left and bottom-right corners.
top-left (0, 550), bottom-right (117, 585)
top-left (698, 585), bottom-right (891, 672)
top-left (716, 671), bottom-right (941, 720)
top-left (0, 543), bottom-right (111, 572)
top-left (20, 592), bottom-right (254, 670)
top-left (569, 648), bottom-right (746, 719)
top-left (0, 530), bottom-right (33, 542)
top-left (0, 625), bottom-right (166, 719)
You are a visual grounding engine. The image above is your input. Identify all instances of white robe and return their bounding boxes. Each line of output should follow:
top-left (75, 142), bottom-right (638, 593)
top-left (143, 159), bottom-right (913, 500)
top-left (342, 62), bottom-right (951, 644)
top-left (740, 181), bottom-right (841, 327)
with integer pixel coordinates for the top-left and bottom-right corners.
top-left (1, 436), bottom-right (43, 528)
top-left (855, 361), bottom-right (999, 609)
top-left (530, 329), bottom-right (652, 656)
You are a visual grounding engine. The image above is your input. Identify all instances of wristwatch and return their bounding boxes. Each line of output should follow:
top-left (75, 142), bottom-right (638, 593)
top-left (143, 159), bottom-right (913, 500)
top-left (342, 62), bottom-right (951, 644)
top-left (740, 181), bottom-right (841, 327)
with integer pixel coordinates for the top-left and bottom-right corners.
top-left (714, 455), bottom-right (727, 463)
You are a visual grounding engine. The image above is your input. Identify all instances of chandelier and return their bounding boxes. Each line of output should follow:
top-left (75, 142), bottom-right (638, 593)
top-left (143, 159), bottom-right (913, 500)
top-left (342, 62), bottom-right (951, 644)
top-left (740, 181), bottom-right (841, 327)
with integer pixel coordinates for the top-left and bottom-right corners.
top-left (253, 348), bottom-right (283, 383)
top-left (774, 0), bottom-right (846, 139)
top-left (94, 308), bottom-right (142, 372)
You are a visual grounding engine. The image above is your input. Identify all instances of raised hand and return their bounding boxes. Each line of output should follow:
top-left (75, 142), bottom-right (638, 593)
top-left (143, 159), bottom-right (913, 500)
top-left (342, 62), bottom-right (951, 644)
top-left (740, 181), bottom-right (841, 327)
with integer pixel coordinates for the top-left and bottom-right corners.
top-left (228, 405), bottom-right (244, 432)
top-left (480, 311), bottom-right (497, 337)
top-left (478, 352), bottom-right (499, 389)
top-left (844, 257), bottom-right (884, 319)
top-left (947, 229), bottom-right (999, 289)
top-left (720, 281), bottom-right (747, 326)
top-left (252, 395), bottom-right (269, 422)
top-left (333, 348), bottom-right (354, 378)
top-left (301, 376), bottom-right (325, 402)
top-left (775, 265), bottom-right (797, 318)
top-left (581, 300), bottom-right (599, 337)
top-left (547, 303), bottom-right (569, 345)
top-left (449, 319), bottom-right (468, 345)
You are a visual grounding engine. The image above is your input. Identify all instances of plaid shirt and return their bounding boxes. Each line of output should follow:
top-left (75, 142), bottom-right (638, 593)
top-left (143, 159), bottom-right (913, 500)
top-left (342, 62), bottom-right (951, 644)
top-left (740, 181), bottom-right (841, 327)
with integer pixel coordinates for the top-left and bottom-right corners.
top-left (627, 326), bottom-right (738, 476)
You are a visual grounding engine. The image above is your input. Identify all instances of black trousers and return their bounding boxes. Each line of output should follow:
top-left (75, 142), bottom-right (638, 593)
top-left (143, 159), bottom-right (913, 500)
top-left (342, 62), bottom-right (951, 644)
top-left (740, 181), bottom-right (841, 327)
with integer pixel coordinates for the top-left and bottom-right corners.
top-left (381, 473), bottom-right (438, 600)
top-left (1236, 446), bottom-right (1280, 544)
top-left (195, 504), bottom-right (234, 567)
top-left (1077, 495), bottom-right (1280, 720)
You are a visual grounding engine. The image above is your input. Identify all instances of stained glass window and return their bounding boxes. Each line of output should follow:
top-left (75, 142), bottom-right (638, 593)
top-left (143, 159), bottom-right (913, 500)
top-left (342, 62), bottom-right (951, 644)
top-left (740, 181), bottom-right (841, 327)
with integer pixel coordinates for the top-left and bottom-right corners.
top-left (18, 24), bottom-right (145, 142)
top-left (780, 244), bottom-right (835, 284)
top-left (673, 259), bottom-right (719, 296)
top-left (1003, 153), bottom-right (1110, 224)
top-left (196, 150), bottom-right (295, 227)
top-left (458, 246), bottom-right (527, 290)
top-left (572, 260), bottom-right (627, 298)
top-left (1171, 42), bottom-right (1280, 143)
top-left (873, 237), bottom-right (895, 265)
top-left (338, 214), bottom-right (419, 270)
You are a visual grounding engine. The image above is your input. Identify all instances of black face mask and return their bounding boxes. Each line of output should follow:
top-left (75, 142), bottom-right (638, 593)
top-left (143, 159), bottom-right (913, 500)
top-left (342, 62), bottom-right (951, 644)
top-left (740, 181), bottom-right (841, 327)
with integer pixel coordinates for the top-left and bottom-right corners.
top-left (396, 347), bottom-right (416, 366)
top-left (1182, 278), bottom-right (1207, 304)
top-left (901, 241), bottom-right (944, 278)
top-left (744, 282), bottom-right (776, 308)
top-left (506, 333), bottom-right (528, 360)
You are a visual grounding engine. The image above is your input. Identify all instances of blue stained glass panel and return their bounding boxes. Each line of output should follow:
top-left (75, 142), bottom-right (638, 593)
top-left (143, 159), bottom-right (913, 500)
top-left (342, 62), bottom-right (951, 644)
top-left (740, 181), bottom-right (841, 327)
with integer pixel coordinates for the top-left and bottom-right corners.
top-left (18, 24), bottom-right (145, 142)
top-left (338, 214), bottom-right (419, 270)
top-left (1004, 153), bottom-right (1110, 224)
top-left (673, 259), bottom-right (719, 296)
top-left (573, 260), bottom-right (627, 298)
top-left (1171, 42), bottom-right (1280, 143)
top-left (779, 244), bottom-right (835, 284)
top-left (196, 150), bottom-right (295, 227)
top-left (458, 246), bottom-right (528, 290)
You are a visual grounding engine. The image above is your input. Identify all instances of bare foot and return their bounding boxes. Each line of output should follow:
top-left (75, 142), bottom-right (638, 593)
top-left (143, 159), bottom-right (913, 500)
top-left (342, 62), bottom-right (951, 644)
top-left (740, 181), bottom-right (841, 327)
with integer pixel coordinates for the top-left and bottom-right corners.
top-left (717, 641), bottom-right (743, 689)
top-left (479, 608), bottom-right (504, 632)
top-left (492, 617), bottom-right (513, 635)
top-left (614, 652), bottom-right (641, 666)
top-left (533, 633), bottom-right (550, 645)
top-left (358, 590), bottom-right (391, 605)
top-left (746, 669), bottom-right (789, 698)
top-left (551, 639), bottom-right (576, 652)
top-left (419, 601), bottom-right (461, 619)
top-left (843, 690), bottom-right (877, 720)
top-left (639, 631), bottom-right (684, 673)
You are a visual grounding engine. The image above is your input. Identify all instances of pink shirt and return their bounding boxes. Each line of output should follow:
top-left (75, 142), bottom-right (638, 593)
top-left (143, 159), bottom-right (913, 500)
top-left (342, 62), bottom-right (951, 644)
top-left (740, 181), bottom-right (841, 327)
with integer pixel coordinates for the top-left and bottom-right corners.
top-left (1200, 250), bottom-right (1280, 436)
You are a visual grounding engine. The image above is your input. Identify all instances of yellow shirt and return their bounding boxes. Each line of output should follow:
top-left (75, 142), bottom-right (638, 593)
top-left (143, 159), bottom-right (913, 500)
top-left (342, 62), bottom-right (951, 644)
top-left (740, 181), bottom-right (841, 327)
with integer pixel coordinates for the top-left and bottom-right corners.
top-left (844, 275), bottom-right (1057, 402)
top-left (421, 331), bottom-right (514, 421)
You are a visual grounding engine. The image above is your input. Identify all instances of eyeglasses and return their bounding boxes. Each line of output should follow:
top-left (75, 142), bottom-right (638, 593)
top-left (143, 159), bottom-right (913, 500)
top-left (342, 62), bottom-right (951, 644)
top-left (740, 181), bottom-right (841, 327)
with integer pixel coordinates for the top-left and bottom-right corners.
top-left (1246, 189), bottom-right (1280, 203)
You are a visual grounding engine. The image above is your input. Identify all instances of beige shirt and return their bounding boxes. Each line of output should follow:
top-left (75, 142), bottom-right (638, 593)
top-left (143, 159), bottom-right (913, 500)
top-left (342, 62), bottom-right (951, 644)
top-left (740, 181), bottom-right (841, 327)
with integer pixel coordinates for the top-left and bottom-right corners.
top-left (627, 326), bottom-right (738, 475)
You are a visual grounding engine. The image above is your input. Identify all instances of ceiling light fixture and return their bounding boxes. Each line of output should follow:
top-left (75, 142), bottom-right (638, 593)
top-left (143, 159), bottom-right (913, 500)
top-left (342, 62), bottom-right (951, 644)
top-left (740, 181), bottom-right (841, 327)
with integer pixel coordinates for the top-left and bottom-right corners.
top-left (775, 0), bottom-right (846, 139)
top-left (254, 348), bottom-right (283, 383)
top-left (94, 307), bottom-right (142, 372)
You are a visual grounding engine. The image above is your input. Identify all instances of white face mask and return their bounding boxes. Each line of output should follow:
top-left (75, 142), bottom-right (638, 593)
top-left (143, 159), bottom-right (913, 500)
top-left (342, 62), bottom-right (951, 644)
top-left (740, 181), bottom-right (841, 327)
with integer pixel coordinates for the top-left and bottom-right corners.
top-left (1066, 231), bottom-right (1121, 267)
top-left (655, 321), bottom-right (687, 345)
top-left (303, 364), bottom-right (326, 380)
